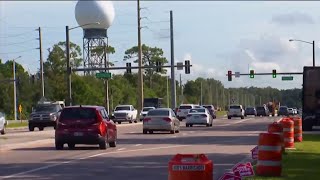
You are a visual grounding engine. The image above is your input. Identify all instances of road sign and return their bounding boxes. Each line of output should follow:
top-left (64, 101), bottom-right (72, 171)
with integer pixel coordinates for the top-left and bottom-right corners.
top-left (231, 98), bottom-right (235, 104)
top-left (282, 76), bottom-right (293, 81)
top-left (235, 72), bottom-right (240, 78)
top-left (251, 146), bottom-right (258, 159)
top-left (232, 162), bottom-right (255, 177)
top-left (218, 172), bottom-right (241, 180)
top-left (177, 62), bottom-right (183, 70)
top-left (95, 72), bottom-right (112, 79)
top-left (18, 104), bottom-right (22, 113)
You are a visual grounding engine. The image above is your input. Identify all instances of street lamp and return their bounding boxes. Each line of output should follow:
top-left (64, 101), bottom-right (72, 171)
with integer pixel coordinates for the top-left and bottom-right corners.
top-left (66, 22), bottom-right (100, 106)
top-left (12, 56), bottom-right (22, 121)
top-left (289, 39), bottom-right (315, 67)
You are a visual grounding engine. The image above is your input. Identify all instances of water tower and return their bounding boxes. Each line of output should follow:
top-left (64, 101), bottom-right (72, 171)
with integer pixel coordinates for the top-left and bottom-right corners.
top-left (75, 0), bottom-right (115, 75)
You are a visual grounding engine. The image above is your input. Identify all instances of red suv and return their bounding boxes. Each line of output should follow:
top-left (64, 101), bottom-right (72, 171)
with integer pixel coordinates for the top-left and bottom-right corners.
top-left (55, 105), bottom-right (117, 150)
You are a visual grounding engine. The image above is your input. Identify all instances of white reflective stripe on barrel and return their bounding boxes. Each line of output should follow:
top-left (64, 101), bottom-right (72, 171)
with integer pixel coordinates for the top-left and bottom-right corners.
top-left (294, 134), bottom-right (302, 137)
top-left (283, 128), bottom-right (294, 132)
top-left (284, 138), bottom-right (294, 142)
top-left (294, 127), bottom-right (302, 130)
top-left (257, 160), bottom-right (281, 166)
top-left (258, 145), bottom-right (282, 151)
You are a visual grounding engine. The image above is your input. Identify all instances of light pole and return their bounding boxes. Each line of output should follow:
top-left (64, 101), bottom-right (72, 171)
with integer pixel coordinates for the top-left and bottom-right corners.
top-left (289, 39), bottom-right (315, 67)
top-left (66, 22), bottom-right (100, 106)
top-left (12, 56), bottom-right (22, 121)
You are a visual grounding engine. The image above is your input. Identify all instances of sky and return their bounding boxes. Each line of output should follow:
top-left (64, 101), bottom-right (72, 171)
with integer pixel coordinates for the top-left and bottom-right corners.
top-left (1, 1), bottom-right (320, 89)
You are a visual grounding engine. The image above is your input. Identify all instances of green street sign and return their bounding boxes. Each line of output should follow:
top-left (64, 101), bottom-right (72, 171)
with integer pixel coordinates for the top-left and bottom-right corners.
top-left (282, 76), bottom-right (293, 81)
top-left (96, 72), bottom-right (112, 79)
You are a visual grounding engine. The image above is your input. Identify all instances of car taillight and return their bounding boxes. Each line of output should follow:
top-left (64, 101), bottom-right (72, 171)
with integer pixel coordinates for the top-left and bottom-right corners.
top-left (143, 118), bottom-right (151, 122)
top-left (201, 114), bottom-right (207, 117)
top-left (163, 117), bottom-right (172, 122)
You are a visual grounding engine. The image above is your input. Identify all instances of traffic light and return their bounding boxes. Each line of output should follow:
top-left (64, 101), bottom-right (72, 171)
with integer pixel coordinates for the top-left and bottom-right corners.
top-left (185, 60), bottom-right (190, 74)
top-left (126, 62), bottom-right (131, 74)
top-left (228, 70), bottom-right (232, 81)
top-left (155, 61), bottom-right (162, 72)
top-left (250, 70), bottom-right (254, 78)
top-left (272, 69), bottom-right (277, 78)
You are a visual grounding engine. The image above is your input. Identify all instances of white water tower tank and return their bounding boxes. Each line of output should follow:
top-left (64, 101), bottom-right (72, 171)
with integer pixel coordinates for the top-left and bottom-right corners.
top-left (75, 0), bottom-right (115, 30)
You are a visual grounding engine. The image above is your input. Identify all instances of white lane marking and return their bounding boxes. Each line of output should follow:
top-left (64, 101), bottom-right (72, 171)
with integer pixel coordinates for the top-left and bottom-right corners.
top-left (215, 118), bottom-right (252, 127)
top-left (129, 132), bottom-right (136, 134)
top-left (2, 144), bottom-right (190, 179)
top-left (117, 148), bottom-right (126, 151)
top-left (134, 144), bottom-right (142, 147)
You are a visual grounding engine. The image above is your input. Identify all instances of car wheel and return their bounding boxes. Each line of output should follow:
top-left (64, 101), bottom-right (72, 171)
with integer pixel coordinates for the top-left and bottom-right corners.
top-left (143, 130), bottom-right (148, 134)
top-left (190, 124), bottom-right (193, 127)
top-left (170, 130), bottom-right (175, 134)
top-left (99, 140), bottom-right (107, 150)
top-left (0, 127), bottom-right (5, 135)
top-left (206, 123), bottom-right (210, 127)
top-left (118, 122), bottom-right (122, 124)
top-left (175, 129), bottom-right (179, 133)
top-left (39, 127), bottom-right (44, 131)
top-left (55, 142), bottom-right (64, 150)
top-left (129, 120), bottom-right (133, 124)
top-left (134, 120), bottom-right (137, 123)
top-left (68, 143), bottom-right (75, 149)
top-left (186, 124), bottom-right (189, 127)
top-left (109, 140), bottom-right (117, 147)
top-left (241, 116), bottom-right (244, 119)
top-left (210, 123), bottom-right (213, 127)
top-left (149, 130), bottom-right (154, 134)
top-left (228, 116), bottom-right (231, 119)
top-left (29, 125), bottom-right (34, 132)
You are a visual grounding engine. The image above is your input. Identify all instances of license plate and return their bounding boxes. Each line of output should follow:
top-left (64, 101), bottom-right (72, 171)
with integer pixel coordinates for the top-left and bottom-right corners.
top-left (74, 132), bottom-right (83, 136)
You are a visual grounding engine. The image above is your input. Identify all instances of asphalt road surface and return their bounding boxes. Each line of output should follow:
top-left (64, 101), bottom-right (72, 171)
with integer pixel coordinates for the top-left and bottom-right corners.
top-left (0, 116), bottom-right (280, 180)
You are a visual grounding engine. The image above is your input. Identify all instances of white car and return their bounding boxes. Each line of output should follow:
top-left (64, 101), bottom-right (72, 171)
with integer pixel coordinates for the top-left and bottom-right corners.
top-left (288, 108), bottom-right (294, 115)
top-left (112, 105), bottom-right (138, 124)
top-left (185, 108), bottom-right (213, 127)
top-left (227, 105), bottom-right (245, 119)
top-left (0, 112), bottom-right (7, 135)
top-left (140, 107), bottom-right (156, 121)
top-left (176, 104), bottom-right (197, 121)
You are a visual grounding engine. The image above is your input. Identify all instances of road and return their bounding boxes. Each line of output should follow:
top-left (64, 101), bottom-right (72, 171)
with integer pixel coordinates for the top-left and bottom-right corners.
top-left (0, 116), bottom-right (279, 180)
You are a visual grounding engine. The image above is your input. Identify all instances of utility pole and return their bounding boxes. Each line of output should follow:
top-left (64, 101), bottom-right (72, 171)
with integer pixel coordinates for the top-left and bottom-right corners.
top-left (180, 73), bottom-right (182, 104)
top-left (313, 40), bottom-right (315, 67)
top-left (170, 10), bottom-right (177, 109)
top-left (200, 81), bottom-right (203, 105)
top-left (104, 36), bottom-right (110, 114)
top-left (38, 27), bottom-right (45, 97)
top-left (167, 76), bottom-right (169, 107)
top-left (66, 26), bottom-right (72, 106)
top-left (137, 0), bottom-right (144, 113)
top-left (13, 59), bottom-right (17, 121)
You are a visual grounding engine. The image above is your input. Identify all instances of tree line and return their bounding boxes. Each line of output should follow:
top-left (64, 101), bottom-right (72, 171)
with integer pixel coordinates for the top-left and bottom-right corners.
top-left (0, 41), bottom-right (302, 119)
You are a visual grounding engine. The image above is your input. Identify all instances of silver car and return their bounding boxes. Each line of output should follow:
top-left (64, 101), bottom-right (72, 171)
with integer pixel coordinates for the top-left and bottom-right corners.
top-left (0, 112), bottom-right (7, 135)
top-left (185, 108), bottom-right (213, 127)
top-left (143, 108), bottom-right (180, 134)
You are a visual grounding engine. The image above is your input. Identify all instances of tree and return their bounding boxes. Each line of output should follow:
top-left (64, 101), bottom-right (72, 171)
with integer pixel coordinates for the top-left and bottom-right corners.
top-left (91, 45), bottom-right (116, 66)
top-left (123, 44), bottom-right (168, 88)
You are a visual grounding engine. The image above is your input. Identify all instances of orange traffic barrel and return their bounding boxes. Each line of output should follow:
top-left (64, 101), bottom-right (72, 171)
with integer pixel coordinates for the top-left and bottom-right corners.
top-left (256, 133), bottom-right (282, 176)
top-left (267, 122), bottom-right (284, 153)
top-left (291, 117), bottom-right (303, 142)
top-left (280, 118), bottom-right (295, 148)
top-left (168, 154), bottom-right (213, 180)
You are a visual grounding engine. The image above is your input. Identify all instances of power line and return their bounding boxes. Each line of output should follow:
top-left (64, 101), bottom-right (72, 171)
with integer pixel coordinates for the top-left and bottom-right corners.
top-left (0, 38), bottom-right (37, 46)
top-left (0, 48), bottom-right (36, 54)
top-left (0, 30), bottom-right (35, 38)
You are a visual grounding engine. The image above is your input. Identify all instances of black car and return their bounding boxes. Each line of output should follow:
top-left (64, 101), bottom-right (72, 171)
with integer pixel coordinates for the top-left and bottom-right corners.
top-left (245, 107), bottom-right (257, 116)
top-left (202, 105), bottom-right (216, 119)
top-left (29, 103), bottom-right (62, 131)
top-left (278, 106), bottom-right (289, 116)
top-left (256, 106), bottom-right (269, 116)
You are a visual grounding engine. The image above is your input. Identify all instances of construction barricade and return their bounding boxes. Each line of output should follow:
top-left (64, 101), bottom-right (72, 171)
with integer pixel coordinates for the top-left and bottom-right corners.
top-left (267, 122), bottom-right (284, 153)
top-left (291, 117), bottom-right (303, 142)
top-left (280, 118), bottom-right (295, 149)
top-left (256, 133), bottom-right (282, 176)
top-left (168, 154), bottom-right (213, 180)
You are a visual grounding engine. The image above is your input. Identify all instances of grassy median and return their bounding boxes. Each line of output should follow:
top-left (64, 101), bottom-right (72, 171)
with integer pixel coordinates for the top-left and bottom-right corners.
top-left (246, 134), bottom-right (320, 180)
top-left (216, 111), bottom-right (227, 118)
top-left (7, 121), bottom-right (28, 128)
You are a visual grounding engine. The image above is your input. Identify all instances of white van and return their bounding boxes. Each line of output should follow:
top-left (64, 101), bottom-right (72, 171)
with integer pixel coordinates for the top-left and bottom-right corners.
top-left (227, 105), bottom-right (245, 119)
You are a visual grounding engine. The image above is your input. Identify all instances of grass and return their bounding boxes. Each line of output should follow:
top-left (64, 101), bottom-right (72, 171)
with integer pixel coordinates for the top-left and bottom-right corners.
top-left (7, 121), bottom-right (28, 128)
top-left (216, 111), bottom-right (227, 118)
top-left (245, 134), bottom-right (320, 180)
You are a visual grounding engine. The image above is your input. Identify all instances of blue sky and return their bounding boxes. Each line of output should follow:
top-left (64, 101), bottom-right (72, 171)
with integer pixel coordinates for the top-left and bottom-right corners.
top-left (1, 1), bottom-right (320, 89)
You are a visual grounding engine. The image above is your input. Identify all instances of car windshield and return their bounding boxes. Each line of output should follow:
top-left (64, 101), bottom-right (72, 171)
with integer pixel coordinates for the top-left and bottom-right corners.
top-left (115, 106), bottom-right (131, 111)
top-left (256, 107), bottom-right (265, 110)
top-left (142, 107), bottom-right (154, 111)
top-left (147, 110), bottom-right (169, 116)
top-left (202, 105), bottom-right (213, 109)
top-left (246, 107), bottom-right (254, 110)
top-left (230, 106), bottom-right (240, 109)
top-left (34, 105), bottom-right (58, 112)
top-left (189, 109), bottom-right (206, 113)
top-left (280, 107), bottom-right (288, 110)
top-left (179, 105), bottom-right (192, 109)
top-left (60, 108), bottom-right (96, 121)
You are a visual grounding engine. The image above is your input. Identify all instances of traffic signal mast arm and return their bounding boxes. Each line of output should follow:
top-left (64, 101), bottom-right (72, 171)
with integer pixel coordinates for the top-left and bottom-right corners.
top-left (226, 72), bottom-right (303, 76)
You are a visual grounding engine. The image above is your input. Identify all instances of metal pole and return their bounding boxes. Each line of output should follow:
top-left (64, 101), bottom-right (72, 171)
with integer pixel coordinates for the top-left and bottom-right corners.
top-left (313, 40), bottom-right (315, 67)
top-left (66, 26), bottom-right (72, 106)
top-left (167, 76), bottom-right (169, 107)
top-left (38, 27), bottom-right (45, 97)
top-left (180, 73), bottom-right (182, 104)
top-left (137, 0), bottom-right (144, 112)
top-left (170, 10), bottom-right (176, 109)
top-left (13, 59), bottom-right (17, 121)
top-left (105, 36), bottom-right (110, 114)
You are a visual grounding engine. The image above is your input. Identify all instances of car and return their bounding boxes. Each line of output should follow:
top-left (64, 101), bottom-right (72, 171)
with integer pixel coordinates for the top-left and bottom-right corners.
top-left (201, 105), bottom-right (217, 119)
top-left (29, 102), bottom-right (62, 131)
top-left (140, 107), bottom-right (156, 121)
top-left (112, 105), bottom-right (138, 124)
top-left (288, 108), bottom-right (294, 115)
top-left (176, 104), bottom-right (197, 121)
top-left (256, 106), bottom-right (269, 116)
top-left (0, 112), bottom-right (7, 135)
top-left (185, 108), bottom-right (213, 127)
top-left (143, 108), bottom-right (180, 134)
top-left (292, 107), bottom-right (298, 115)
top-left (227, 105), bottom-right (245, 119)
top-left (278, 106), bottom-right (289, 116)
top-left (245, 107), bottom-right (257, 116)
top-left (55, 105), bottom-right (117, 150)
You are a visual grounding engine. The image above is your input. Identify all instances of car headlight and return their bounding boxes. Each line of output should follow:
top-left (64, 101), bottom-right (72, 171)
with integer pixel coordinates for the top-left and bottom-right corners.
top-left (50, 114), bottom-right (57, 121)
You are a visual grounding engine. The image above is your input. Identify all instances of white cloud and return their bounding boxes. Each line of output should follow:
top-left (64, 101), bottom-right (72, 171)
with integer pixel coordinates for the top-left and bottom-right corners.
top-left (271, 12), bottom-right (315, 25)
